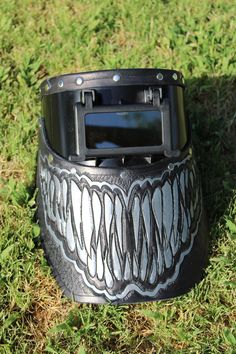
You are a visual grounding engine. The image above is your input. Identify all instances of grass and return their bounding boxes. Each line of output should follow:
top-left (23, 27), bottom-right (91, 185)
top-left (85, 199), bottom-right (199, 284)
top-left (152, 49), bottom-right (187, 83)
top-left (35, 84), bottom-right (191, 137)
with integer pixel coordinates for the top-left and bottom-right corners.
top-left (0, 0), bottom-right (236, 353)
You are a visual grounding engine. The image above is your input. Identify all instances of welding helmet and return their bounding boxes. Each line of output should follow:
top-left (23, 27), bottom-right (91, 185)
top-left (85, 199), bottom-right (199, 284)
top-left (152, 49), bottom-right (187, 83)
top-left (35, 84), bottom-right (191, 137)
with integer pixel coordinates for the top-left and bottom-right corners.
top-left (37, 69), bottom-right (208, 304)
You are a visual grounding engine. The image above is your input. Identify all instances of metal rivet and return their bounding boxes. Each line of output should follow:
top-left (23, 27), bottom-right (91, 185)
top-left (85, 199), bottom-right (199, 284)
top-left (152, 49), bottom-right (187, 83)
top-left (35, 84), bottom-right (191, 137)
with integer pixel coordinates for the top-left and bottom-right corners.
top-left (156, 73), bottom-right (163, 80)
top-left (71, 168), bottom-right (76, 174)
top-left (113, 74), bottom-right (121, 82)
top-left (172, 73), bottom-right (178, 80)
top-left (45, 80), bottom-right (51, 92)
top-left (168, 163), bottom-right (174, 171)
top-left (45, 83), bottom-right (50, 92)
top-left (58, 80), bottom-right (64, 88)
top-left (76, 77), bottom-right (83, 86)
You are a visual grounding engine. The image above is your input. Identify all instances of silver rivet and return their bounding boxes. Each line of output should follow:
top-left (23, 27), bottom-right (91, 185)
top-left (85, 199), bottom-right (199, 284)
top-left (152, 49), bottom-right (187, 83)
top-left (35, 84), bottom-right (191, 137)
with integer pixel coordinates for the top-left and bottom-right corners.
top-left (76, 77), bottom-right (83, 86)
top-left (172, 73), bottom-right (178, 80)
top-left (71, 168), bottom-right (76, 174)
top-left (113, 74), bottom-right (121, 82)
top-left (45, 83), bottom-right (50, 92)
top-left (58, 80), bottom-right (64, 88)
top-left (156, 73), bottom-right (163, 80)
top-left (45, 80), bottom-right (51, 92)
top-left (168, 163), bottom-right (174, 171)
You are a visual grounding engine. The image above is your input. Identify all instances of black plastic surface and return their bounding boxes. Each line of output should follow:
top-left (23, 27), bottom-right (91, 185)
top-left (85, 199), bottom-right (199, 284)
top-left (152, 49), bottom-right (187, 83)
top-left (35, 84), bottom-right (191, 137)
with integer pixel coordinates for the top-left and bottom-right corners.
top-left (41, 69), bottom-right (188, 162)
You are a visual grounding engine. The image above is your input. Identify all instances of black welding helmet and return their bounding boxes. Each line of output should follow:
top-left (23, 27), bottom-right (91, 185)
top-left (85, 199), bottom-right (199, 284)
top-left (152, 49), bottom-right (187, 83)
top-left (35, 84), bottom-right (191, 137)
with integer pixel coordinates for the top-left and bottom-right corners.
top-left (37, 69), bottom-right (208, 304)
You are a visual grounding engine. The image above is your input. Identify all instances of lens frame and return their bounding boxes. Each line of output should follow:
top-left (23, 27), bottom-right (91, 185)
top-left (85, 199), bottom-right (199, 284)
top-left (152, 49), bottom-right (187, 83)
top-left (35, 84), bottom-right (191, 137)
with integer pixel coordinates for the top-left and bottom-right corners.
top-left (71, 99), bottom-right (180, 162)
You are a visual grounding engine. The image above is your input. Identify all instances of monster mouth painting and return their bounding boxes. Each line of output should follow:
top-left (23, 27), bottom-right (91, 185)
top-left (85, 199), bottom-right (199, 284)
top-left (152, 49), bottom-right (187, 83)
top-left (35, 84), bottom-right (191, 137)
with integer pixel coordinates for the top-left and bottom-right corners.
top-left (37, 69), bottom-right (208, 303)
top-left (38, 152), bottom-right (202, 301)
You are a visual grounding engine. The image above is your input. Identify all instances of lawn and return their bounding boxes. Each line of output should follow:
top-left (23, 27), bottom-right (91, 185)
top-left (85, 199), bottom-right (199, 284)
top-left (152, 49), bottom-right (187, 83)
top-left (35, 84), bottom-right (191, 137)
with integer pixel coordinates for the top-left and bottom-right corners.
top-left (0, 0), bottom-right (235, 353)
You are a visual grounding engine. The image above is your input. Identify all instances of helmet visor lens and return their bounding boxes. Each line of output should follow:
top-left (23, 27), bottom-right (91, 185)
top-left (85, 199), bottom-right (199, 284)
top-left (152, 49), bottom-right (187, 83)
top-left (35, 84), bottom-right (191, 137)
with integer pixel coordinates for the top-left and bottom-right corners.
top-left (85, 110), bottom-right (162, 149)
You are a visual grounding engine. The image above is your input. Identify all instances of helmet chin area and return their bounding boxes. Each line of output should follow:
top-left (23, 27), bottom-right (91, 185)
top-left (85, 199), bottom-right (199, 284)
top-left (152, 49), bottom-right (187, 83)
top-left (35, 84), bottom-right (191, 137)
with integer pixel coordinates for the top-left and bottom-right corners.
top-left (37, 69), bottom-right (208, 304)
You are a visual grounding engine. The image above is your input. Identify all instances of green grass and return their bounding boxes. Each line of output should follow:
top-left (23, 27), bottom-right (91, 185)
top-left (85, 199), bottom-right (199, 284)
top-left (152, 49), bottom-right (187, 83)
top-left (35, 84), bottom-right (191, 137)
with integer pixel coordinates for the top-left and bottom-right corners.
top-left (0, 0), bottom-right (236, 353)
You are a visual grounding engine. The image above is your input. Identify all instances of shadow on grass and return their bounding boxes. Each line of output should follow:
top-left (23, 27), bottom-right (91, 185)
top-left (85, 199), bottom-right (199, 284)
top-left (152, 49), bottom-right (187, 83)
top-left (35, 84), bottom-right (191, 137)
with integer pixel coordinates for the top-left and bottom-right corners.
top-left (185, 75), bottom-right (236, 251)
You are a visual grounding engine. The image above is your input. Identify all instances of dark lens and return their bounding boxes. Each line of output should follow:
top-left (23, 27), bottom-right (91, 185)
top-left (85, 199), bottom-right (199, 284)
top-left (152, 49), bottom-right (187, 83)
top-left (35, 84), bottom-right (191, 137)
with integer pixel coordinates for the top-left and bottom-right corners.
top-left (85, 111), bottom-right (162, 149)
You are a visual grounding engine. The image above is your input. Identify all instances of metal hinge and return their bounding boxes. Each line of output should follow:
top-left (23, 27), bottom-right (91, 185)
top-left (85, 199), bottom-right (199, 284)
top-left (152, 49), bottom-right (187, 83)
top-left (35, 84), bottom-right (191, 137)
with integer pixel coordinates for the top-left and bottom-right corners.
top-left (144, 87), bottom-right (162, 107)
top-left (80, 89), bottom-right (96, 107)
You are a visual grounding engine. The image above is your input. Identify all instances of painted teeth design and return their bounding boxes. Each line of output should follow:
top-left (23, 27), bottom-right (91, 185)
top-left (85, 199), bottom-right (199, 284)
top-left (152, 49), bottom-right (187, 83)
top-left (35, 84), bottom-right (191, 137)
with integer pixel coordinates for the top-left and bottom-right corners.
top-left (39, 154), bottom-right (202, 300)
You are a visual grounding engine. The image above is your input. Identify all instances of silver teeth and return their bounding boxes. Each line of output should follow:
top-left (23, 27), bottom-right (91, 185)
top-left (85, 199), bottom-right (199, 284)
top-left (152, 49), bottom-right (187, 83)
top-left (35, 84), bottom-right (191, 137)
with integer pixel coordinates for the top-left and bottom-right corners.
top-left (152, 187), bottom-right (162, 231)
top-left (162, 181), bottom-right (173, 244)
top-left (87, 247), bottom-right (96, 277)
top-left (45, 169), bottom-right (49, 184)
top-left (149, 257), bottom-right (157, 284)
top-left (40, 154), bottom-right (200, 296)
top-left (190, 171), bottom-right (194, 189)
top-left (172, 178), bottom-right (179, 253)
top-left (62, 179), bottom-right (67, 207)
top-left (92, 191), bottom-right (101, 244)
top-left (55, 202), bottom-right (62, 235)
top-left (114, 195), bottom-right (123, 253)
top-left (47, 169), bottom-right (51, 185)
top-left (61, 220), bottom-right (66, 237)
top-left (132, 196), bottom-right (140, 251)
top-left (66, 209), bottom-right (75, 252)
top-left (180, 170), bottom-right (185, 202)
top-left (124, 253), bottom-right (131, 281)
top-left (96, 236), bottom-right (104, 280)
top-left (184, 170), bottom-right (191, 228)
top-left (186, 208), bottom-right (191, 229)
top-left (194, 185), bottom-right (199, 211)
top-left (76, 239), bottom-right (87, 265)
top-left (54, 175), bottom-right (61, 204)
top-left (170, 228), bottom-right (177, 256)
top-left (47, 194), bottom-right (52, 220)
top-left (40, 167), bottom-right (46, 180)
top-left (133, 254), bottom-right (139, 278)
top-left (104, 256), bottom-right (113, 288)
top-left (50, 179), bottom-right (55, 207)
top-left (41, 178), bottom-right (45, 194)
top-left (164, 242), bottom-right (172, 269)
top-left (140, 241), bottom-right (148, 281)
top-left (184, 169), bottom-right (189, 190)
top-left (62, 180), bottom-right (68, 221)
top-left (156, 232), bottom-right (163, 275)
top-left (152, 189), bottom-right (164, 273)
top-left (71, 180), bottom-right (82, 248)
top-left (82, 187), bottom-right (93, 256)
top-left (48, 185), bottom-right (56, 222)
top-left (181, 204), bottom-right (188, 243)
top-left (112, 236), bottom-right (122, 281)
top-left (58, 184), bottom-right (64, 229)
top-left (104, 193), bottom-right (113, 246)
top-left (142, 194), bottom-right (151, 247)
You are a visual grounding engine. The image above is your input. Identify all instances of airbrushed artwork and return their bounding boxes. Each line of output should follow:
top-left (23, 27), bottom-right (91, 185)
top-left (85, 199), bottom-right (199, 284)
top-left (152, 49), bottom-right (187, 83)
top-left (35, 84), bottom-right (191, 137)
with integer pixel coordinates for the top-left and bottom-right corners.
top-left (37, 69), bottom-right (208, 304)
